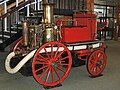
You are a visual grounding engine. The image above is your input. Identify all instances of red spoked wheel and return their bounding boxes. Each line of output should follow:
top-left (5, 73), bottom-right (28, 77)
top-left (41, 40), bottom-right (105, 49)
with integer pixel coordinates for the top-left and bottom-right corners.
top-left (86, 49), bottom-right (106, 77)
top-left (13, 37), bottom-right (23, 52)
top-left (32, 42), bottom-right (72, 87)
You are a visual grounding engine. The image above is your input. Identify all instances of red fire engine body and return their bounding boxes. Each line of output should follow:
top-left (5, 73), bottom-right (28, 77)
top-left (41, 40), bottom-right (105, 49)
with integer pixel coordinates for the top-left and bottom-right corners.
top-left (5, 1), bottom-right (107, 88)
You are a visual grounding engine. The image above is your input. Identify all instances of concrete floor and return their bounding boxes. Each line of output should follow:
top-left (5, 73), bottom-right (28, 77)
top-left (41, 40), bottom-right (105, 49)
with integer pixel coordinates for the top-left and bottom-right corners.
top-left (0, 40), bottom-right (120, 90)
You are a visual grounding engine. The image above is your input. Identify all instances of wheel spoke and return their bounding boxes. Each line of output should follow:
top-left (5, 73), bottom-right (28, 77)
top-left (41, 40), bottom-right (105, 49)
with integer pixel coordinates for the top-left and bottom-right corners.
top-left (57, 60), bottom-right (66, 63)
top-left (39, 67), bottom-right (49, 79)
top-left (89, 58), bottom-right (96, 68)
top-left (51, 67), bottom-right (55, 83)
top-left (91, 66), bottom-right (97, 73)
top-left (35, 65), bottom-right (48, 73)
top-left (97, 66), bottom-right (102, 71)
top-left (56, 66), bottom-right (65, 73)
top-left (51, 44), bottom-right (54, 58)
top-left (34, 60), bottom-right (48, 65)
top-left (56, 56), bottom-right (69, 62)
top-left (38, 54), bottom-right (48, 61)
top-left (55, 50), bottom-right (65, 59)
top-left (94, 67), bottom-right (97, 72)
top-left (94, 55), bottom-right (99, 62)
top-left (54, 46), bottom-right (60, 58)
top-left (57, 63), bottom-right (69, 66)
top-left (90, 63), bottom-right (96, 71)
top-left (96, 66), bottom-right (99, 72)
top-left (44, 47), bottom-right (50, 59)
top-left (98, 52), bottom-right (103, 60)
top-left (99, 59), bottom-right (105, 65)
top-left (52, 66), bottom-right (61, 81)
top-left (90, 59), bottom-right (96, 64)
top-left (45, 67), bottom-right (51, 82)
top-left (35, 57), bottom-right (47, 62)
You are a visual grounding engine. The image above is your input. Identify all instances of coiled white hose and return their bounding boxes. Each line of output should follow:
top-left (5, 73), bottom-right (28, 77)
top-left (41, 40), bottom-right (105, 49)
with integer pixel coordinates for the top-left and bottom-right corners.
top-left (5, 49), bottom-right (37, 74)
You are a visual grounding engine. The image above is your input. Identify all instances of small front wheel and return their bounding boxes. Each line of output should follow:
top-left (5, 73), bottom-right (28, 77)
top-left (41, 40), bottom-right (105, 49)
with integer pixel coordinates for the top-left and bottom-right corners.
top-left (86, 49), bottom-right (106, 77)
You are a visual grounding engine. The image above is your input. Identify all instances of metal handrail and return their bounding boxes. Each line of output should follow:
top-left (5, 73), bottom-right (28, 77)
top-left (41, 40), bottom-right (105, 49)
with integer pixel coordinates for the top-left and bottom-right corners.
top-left (0, 0), bottom-right (9, 5)
top-left (0, 0), bottom-right (24, 15)
top-left (0, 0), bottom-right (42, 44)
top-left (0, 0), bottom-right (35, 19)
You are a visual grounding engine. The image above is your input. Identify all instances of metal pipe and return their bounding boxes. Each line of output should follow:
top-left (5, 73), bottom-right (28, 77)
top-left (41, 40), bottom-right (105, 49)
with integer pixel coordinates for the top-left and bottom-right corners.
top-left (22, 21), bottom-right (29, 46)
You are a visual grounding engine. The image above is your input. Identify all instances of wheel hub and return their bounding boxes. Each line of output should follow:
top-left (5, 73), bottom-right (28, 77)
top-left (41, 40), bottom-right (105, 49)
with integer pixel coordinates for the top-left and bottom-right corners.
top-left (49, 58), bottom-right (58, 67)
top-left (96, 61), bottom-right (102, 66)
top-left (51, 62), bottom-right (58, 67)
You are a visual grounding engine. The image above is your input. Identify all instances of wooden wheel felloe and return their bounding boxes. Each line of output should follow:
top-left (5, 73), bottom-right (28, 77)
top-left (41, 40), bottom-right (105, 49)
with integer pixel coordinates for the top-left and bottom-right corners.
top-left (86, 49), bottom-right (106, 77)
top-left (32, 42), bottom-right (72, 87)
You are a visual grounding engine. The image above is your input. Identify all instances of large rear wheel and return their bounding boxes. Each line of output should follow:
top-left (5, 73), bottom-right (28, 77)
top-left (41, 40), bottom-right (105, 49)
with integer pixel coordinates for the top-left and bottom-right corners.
top-left (32, 42), bottom-right (72, 87)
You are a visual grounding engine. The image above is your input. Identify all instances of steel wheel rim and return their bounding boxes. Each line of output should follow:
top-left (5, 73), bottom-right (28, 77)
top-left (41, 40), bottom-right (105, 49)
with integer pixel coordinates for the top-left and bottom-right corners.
top-left (87, 49), bottom-right (106, 76)
top-left (32, 42), bottom-right (72, 86)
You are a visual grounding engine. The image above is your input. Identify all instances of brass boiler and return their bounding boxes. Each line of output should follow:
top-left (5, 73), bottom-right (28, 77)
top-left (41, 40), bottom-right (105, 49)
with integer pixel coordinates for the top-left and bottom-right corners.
top-left (42, 0), bottom-right (55, 43)
top-left (22, 21), bottom-right (30, 46)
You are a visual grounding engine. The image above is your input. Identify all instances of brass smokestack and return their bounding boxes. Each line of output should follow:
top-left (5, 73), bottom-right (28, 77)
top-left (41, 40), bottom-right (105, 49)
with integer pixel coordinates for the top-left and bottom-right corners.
top-left (22, 21), bottom-right (29, 46)
top-left (42, 0), bottom-right (55, 43)
top-left (43, 0), bottom-right (54, 24)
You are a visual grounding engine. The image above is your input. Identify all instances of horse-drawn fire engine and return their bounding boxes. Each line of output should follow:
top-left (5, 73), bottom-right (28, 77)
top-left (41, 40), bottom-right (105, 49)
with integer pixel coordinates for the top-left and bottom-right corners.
top-left (5, 0), bottom-right (107, 87)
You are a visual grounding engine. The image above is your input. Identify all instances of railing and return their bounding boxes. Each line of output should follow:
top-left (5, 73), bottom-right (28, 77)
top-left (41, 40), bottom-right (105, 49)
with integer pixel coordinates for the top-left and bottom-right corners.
top-left (0, 0), bottom-right (24, 16)
top-left (0, 0), bottom-right (42, 30)
top-left (0, 0), bottom-right (42, 43)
